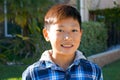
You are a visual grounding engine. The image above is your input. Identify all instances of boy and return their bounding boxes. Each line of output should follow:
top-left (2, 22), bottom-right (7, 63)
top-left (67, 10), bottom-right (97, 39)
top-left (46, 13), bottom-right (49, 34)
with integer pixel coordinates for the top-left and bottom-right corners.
top-left (22, 4), bottom-right (103, 80)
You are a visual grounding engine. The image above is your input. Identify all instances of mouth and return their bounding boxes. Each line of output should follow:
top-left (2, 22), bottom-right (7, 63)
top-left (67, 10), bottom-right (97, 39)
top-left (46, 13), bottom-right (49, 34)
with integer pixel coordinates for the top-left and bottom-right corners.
top-left (61, 44), bottom-right (73, 48)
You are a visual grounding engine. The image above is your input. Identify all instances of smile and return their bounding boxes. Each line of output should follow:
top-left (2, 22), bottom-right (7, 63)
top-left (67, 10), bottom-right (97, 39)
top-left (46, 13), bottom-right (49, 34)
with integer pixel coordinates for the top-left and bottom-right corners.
top-left (61, 44), bottom-right (73, 48)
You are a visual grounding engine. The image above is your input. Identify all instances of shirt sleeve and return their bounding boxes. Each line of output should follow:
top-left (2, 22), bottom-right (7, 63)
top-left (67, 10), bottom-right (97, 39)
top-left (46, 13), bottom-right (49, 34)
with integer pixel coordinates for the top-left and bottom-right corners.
top-left (96, 65), bottom-right (103, 80)
top-left (100, 72), bottom-right (103, 80)
top-left (22, 67), bottom-right (32, 80)
top-left (99, 69), bottom-right (103, 80)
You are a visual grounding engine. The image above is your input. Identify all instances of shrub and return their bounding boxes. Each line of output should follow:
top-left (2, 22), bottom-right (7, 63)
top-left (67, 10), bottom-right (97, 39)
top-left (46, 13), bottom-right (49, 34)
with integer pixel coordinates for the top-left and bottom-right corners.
top-left (90, 7), bottom-right (120, 47)
top-left (79, 22), bottom-right (108, 56)
top-left (0, 20), bottom-right (51, 64)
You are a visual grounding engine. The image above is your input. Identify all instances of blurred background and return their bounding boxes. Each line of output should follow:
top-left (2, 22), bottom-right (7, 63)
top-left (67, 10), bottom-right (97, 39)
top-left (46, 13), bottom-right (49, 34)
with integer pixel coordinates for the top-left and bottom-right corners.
top-left (0, 0), bottom-right (120, 80)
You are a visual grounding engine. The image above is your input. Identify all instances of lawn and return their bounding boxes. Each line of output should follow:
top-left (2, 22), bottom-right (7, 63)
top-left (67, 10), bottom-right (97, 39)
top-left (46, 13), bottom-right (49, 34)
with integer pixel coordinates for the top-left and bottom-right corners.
top-left (0, 64), bottom-right (27, 80)
top-left (103, 59), bottom-right (120, 80)
top-left (0, 59), bottom-right (120, 80)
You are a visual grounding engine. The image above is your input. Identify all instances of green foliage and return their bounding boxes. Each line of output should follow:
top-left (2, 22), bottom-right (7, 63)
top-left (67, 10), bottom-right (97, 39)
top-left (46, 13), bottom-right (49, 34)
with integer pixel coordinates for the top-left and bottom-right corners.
top-left (79, 22), bottom-right (108, 56)
top-left (0, 0), bottom-right (54, 28)
top-left (90, 8), bottom-right (120, 30)
top-left (0, 19), bottom-right (51, 63)
top-left (90, 7), bottom-right (120, 47)
top-left (0, 38), bottom-right (28, 62)
top-left (0, 0), bottom-right (54, 64)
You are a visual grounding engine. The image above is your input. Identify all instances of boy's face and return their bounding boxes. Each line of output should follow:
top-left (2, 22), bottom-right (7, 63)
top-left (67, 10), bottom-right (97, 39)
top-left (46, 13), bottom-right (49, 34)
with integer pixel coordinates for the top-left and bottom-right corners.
top-left (43, 18), bottom-right (82, 56)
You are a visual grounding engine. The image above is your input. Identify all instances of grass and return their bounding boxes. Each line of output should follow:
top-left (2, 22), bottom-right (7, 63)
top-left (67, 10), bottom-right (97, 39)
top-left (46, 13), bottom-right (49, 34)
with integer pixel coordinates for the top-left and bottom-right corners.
top-left (0, 64), bottom-right (27, 80)
top-left (102, 59), bottom-right (120, 80)
top-left (0, 59), bottom-right (120, 80)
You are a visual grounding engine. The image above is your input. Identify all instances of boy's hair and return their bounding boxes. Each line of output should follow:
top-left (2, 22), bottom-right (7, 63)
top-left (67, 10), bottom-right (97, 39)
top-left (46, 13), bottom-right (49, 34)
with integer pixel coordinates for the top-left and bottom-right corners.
top-left (44, 4), bottom-right (82, 29)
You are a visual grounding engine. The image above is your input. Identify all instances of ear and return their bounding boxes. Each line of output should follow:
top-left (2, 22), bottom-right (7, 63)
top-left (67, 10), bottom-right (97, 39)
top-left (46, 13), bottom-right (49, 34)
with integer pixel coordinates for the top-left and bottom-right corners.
top-left (43, 28), bottom-right (49, 41)
top-left (79, 29), bottom-right (83, 40)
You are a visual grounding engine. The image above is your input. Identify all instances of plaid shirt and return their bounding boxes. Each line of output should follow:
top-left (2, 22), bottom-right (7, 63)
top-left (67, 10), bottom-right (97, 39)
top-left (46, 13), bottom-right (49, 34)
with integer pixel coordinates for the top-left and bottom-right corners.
top-left (22, 50), bottom-right (103, 80)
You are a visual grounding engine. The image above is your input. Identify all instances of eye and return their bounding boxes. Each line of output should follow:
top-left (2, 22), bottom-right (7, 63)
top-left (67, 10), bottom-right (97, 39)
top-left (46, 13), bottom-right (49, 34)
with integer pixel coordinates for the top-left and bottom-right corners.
top-left (72, 29), bottom-right (78, 32)
top-left (56, 29), bottom-right (64, 32)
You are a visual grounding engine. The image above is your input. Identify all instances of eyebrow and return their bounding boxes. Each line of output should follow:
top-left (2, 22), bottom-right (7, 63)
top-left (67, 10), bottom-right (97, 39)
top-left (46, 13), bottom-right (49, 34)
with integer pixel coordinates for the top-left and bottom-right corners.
top-left (59, 23), bottom-right (78, 27)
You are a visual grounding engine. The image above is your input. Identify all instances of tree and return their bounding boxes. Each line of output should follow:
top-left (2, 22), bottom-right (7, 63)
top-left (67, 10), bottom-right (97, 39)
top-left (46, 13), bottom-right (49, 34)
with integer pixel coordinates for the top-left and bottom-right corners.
top-left (0, 0), bottom-right (54, 63)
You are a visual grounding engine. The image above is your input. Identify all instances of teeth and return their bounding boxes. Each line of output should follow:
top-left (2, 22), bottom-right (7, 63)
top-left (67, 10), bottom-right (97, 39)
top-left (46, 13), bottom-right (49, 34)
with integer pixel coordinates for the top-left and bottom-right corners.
top-left (62, 44), bottom-right (73, 47)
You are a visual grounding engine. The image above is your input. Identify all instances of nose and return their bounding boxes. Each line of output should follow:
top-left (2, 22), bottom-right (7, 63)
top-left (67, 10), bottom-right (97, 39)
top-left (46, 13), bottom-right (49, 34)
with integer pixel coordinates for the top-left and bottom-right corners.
top-left (64, 33), bottom-right (72, 41)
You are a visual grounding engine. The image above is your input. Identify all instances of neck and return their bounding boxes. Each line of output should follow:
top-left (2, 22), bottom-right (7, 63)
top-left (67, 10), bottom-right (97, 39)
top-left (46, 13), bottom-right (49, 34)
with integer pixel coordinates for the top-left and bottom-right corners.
top-left (50, 52), bottom-right (75, 70)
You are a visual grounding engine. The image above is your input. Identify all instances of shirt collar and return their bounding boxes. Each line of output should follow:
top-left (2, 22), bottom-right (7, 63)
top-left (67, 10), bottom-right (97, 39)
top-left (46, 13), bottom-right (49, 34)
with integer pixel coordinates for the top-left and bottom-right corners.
top-left (40, 50), bottom-right (86, 61)
top-left (39, 50), bottom-right (86, 69)
top-left (40, 50), bottom-right (53, 62)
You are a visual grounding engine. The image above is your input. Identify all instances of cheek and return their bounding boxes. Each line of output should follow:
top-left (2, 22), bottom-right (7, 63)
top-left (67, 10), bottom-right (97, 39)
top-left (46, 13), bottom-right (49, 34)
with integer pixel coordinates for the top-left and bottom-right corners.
top-left (49, 33), bottom-right (60, 43)
top-left (73, 34), bottom-right (81, 40)
top-left (73, 35), bottom-right (81, 46)
top-left (74, 36), bottom-right (81, 45)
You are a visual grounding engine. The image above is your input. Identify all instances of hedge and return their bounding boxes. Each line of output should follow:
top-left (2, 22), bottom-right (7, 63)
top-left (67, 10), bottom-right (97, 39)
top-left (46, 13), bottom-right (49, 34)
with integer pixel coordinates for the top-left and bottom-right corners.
top-left (79, 22), bottom-right (108, 56)
top-left (90, 8), bottom-right (120, 47)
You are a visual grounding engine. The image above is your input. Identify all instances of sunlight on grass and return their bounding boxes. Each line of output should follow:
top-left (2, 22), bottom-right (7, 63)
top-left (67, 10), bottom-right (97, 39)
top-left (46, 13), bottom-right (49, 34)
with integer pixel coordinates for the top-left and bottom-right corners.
top-left (5, 78), bottom-right (21, 80)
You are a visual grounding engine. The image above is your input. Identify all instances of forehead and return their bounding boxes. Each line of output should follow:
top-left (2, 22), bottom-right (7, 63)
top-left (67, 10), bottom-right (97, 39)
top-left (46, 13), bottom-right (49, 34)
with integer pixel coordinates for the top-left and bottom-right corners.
top-left (48, 18), bottom-right (80, 31)
top-left (55, 18), bottom-right (80, 27)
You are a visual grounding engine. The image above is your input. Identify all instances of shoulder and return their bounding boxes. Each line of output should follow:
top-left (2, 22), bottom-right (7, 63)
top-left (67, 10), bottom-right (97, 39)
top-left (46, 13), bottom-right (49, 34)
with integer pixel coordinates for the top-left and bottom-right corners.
top-left (80, 59), bottom-right (100, 67)
top-left (22, 60), bottom-right (46, 79)
top-left (24, 60), bottom-right (46, 72)
top-left (79, 59), bottom-right (103, 79)
top-left (80, 59), bottom-right (102, 73)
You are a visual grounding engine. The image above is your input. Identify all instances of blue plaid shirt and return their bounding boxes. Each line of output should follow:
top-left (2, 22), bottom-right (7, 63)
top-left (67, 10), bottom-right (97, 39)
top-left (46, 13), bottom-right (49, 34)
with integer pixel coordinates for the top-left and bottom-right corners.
top-left (22, 50), bottom-right (103, 80)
